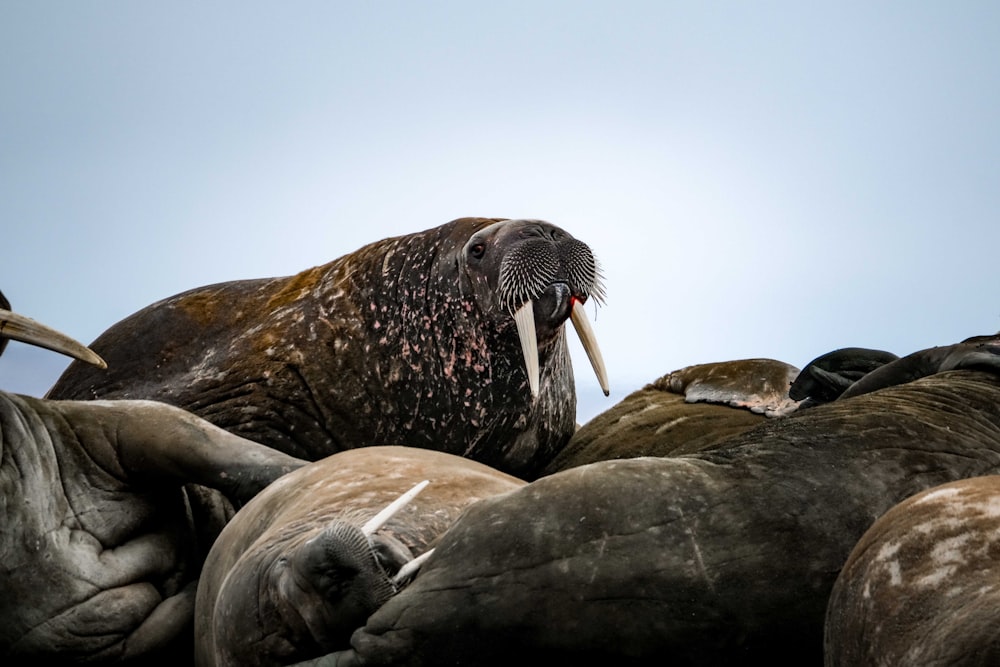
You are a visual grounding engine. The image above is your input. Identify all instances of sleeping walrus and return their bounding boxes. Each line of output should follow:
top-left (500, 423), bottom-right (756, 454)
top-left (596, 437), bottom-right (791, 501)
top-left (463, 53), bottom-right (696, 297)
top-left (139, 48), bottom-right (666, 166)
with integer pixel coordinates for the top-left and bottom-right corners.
top-left (0, 291), bottom-right (304, 665)
top-left (194, 446), bottom-right (525, 667)
top-left (320, 337), bottom-right (1000, 665)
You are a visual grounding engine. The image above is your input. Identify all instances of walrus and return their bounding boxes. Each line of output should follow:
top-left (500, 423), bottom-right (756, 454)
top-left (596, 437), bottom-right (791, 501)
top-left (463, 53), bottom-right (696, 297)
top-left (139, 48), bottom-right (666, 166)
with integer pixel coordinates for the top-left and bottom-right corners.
top-left (838, 332), bottom-right (1000, 399)
top-left (1, 292), bottom-right (305, 665)
top-left (545, 358), bottom-right (801, 472)
top-left (825, 475), bottom-right (1000, 666)
top-left (48, 218), bottom-right (608, 479)
top-left (789, 346), bottom-right (899, 407)
top-left (318, 342), bottom-right (1000, 665)
top-left (194, 446), bottom-right (525, 667)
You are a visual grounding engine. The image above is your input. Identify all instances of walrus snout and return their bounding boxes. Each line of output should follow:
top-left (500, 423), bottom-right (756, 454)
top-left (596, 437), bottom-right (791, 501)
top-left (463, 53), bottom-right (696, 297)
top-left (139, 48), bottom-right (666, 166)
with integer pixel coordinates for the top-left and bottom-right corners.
top-left (483, 219), bottom-right (609, 401)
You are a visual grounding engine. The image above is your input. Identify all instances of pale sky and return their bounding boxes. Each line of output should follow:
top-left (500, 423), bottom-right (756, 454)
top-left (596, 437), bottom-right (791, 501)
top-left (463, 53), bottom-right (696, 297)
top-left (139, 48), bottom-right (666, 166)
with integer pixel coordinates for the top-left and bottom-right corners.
top-left (3, 2), bottom-right (999, 423)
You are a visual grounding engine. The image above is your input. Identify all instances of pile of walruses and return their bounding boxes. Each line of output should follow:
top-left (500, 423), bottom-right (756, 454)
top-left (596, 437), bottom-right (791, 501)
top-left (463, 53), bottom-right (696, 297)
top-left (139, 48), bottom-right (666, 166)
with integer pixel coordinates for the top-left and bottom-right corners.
top-left (3, 218), bottom-right (999, 666)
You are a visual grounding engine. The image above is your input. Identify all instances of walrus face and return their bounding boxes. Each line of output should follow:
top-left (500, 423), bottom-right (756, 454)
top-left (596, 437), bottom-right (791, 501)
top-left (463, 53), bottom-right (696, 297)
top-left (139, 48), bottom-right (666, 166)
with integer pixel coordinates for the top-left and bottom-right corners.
top-left (262, 481), bottom-right (429, 656)
top-left (461, 219), bottom-right (609, 398)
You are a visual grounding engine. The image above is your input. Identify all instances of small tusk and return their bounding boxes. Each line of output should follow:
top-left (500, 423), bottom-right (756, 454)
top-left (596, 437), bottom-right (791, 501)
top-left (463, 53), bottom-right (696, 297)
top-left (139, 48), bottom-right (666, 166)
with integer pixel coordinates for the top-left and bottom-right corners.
top-left (362, 480), bottom-right (429, 537)
top-left (513, 301), bottom-right (540, 398)
top-left (393, 548), bottom-right (435, 585)
top-left (570, 300), bottom-right (609, 396)
top-left (0, 309), bottom-right (107, 369)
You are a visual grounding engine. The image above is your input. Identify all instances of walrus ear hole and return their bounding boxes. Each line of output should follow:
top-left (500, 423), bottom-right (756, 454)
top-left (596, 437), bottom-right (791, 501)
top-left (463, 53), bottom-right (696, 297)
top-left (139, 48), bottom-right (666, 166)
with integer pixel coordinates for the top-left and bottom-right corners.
top-left (469, 242), bottom-right (486, 260)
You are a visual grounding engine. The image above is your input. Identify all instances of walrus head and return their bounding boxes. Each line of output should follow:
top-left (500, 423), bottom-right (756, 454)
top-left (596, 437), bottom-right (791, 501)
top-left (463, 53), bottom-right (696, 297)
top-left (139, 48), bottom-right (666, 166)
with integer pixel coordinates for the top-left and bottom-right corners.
top-left (46, 217), bottom-right (605, 478)
top-left (460, 219), bottom-right (609, 399)
top-left (253, 482), bottom-right (430, 659)
top-left (0, 289), bottom-right (107, 367)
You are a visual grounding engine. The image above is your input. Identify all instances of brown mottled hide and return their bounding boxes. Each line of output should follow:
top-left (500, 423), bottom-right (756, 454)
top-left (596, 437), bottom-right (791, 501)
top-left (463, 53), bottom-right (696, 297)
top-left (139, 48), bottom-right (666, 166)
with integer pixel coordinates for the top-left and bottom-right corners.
top-left (195, 446), bottom-right (524, 667)
top-left (326, 371), bottom-right (1000, 666)
top-left (546, 358), bottom-right (800, 472)
top-left (48, 218), bottom-right (597, 479)
top-left (826, 475), bottom-right (1000, 667)
top-left (0, 393), bottom-right (303, 665)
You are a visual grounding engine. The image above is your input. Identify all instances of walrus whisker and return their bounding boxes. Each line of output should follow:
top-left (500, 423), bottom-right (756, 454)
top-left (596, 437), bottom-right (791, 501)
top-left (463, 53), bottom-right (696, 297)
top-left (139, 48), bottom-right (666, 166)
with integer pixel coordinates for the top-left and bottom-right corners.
top-left (361, 480), bottom-right (430, 537)
top-left (0, 305), bottom-right (107, 368)
top-left (393, 548), bottom-right (436, 586)
top-left (570, 300), bottom-right (610, 396)
top-left (513, 301), bottom-right (540, 398)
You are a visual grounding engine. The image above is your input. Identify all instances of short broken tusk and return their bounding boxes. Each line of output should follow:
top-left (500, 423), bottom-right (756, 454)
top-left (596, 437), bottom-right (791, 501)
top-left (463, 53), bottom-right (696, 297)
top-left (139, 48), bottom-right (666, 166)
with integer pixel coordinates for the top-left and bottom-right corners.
top-left (393, 548), bottom-right (435, 585)
top-left (570, 300), bottom-right (609, 396)
top-left (513, 300), bottom-right (540, 399)
top-left (0, 309), bottom-right (107, 369)
top-left (362, 480), bottom-right (429, 537)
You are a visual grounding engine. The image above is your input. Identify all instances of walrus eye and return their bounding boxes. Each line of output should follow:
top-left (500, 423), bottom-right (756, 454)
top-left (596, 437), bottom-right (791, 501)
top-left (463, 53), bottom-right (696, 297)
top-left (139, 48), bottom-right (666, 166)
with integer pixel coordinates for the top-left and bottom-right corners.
top-left (469, 243), bottom-right (486, 260)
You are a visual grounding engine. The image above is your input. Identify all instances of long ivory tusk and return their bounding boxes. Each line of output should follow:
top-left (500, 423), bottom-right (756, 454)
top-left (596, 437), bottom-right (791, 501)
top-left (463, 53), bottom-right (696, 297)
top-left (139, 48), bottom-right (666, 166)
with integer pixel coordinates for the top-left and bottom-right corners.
top-left (393, 548), bottom-right (435, 585)
top-left (0, 309), bottom-right (107, 369)
top-left (362, 480), bottom-right (430, 537)
top-left (571, 300), bottom-right (609, 396)
top-left (513, 301), bottom-right (539, 399)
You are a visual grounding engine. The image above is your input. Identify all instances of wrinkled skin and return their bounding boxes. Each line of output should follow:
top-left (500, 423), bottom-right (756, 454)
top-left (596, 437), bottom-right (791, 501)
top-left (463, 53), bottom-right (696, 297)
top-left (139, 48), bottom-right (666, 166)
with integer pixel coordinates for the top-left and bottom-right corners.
top-left (49, 218), bottom-right (605, 479)
top-left (195, 447), bottom-right (525, 667)
top-left (546, 358), bottom-right (800, 472)
top-left (321, 364), bottom-right (1000, 665)
top-left (0, 394), bottom-right (304, 665)
top-left (826, 475), bottom-right (1000, 667)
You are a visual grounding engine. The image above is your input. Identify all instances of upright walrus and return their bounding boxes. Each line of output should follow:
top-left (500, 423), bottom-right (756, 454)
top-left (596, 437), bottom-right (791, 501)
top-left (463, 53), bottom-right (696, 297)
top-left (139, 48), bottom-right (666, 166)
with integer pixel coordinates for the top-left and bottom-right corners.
top-left (48, 218), bottom-right (609, 479)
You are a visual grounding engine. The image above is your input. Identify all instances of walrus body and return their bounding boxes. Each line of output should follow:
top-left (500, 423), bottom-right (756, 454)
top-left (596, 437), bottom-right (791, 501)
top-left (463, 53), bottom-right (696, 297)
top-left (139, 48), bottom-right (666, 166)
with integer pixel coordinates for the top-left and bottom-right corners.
top-left (546, 358), bottom-right (800, 472)
top-left (0, 291), bottom-right (304, 665)
top-left (0, 394), bottom-right (303, 666)
top-left (323, 367), bottom-right (1000, 665)
top-left (825, 475), bottom-right (1000, 667)
top-left (48, 218), bottom-right (607, 479)
top-left (194, 446), bottom-right (525, 667)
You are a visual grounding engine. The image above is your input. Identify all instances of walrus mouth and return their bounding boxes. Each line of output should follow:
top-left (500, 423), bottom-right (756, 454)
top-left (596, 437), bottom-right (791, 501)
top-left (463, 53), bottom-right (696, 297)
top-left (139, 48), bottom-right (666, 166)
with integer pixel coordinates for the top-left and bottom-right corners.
top-left (0, 302), bottom-right (107, 368)
top-left (495, 234), bottom-right (609, 400)
top-left (513, 294), bottom-right (609, 400)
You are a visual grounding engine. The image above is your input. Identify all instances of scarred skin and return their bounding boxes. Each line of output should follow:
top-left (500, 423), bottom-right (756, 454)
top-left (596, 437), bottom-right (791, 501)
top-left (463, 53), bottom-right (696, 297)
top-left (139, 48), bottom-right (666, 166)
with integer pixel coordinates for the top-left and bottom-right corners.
top-left (546, 358), bottom-right (801, 471)
top-left (48, 218), bottom-right (603, 479)
top-left (825, 475), bottom-right (1000, 667)
top-left (0, 394), bottom-right (303, 665)
top-left (195, 446), bottom-right (525, 667)
top-left (319, 367), bottom-right (1000, 665)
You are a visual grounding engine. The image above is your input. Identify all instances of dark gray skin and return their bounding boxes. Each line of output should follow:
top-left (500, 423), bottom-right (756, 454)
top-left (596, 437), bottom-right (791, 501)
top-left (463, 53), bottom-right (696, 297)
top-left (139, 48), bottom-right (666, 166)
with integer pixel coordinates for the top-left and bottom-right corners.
top-left (48, 218), bottom-right (606, 480)
top-left (826, 475), bottom-right (1000, 667)
top-left (320, 361), bottom-right (1000, 665)
top-left (0, 291), bottom-right (305, 665)
top-left (545, 358), bottom-right (801, 472)
top-left (0, 393), bottom-right (304, 666)
top-left (195, 446), bottom-right (525, 667)
top-left (789, 347), bottom-right (900, 407)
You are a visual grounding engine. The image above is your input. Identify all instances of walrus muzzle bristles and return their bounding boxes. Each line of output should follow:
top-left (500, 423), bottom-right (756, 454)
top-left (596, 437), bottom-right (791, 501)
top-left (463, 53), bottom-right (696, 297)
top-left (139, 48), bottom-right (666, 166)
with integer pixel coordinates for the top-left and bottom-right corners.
top-left (497, 235), bottom-right (608, 399)
top-left (0, 292), bottom-right (107, 368)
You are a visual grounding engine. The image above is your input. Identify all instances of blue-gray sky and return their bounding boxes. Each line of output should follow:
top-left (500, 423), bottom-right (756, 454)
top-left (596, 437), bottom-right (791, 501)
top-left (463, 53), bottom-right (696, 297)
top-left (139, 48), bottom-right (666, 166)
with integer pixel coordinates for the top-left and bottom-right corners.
top-left (3, 2), bottom-right (999, 423)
